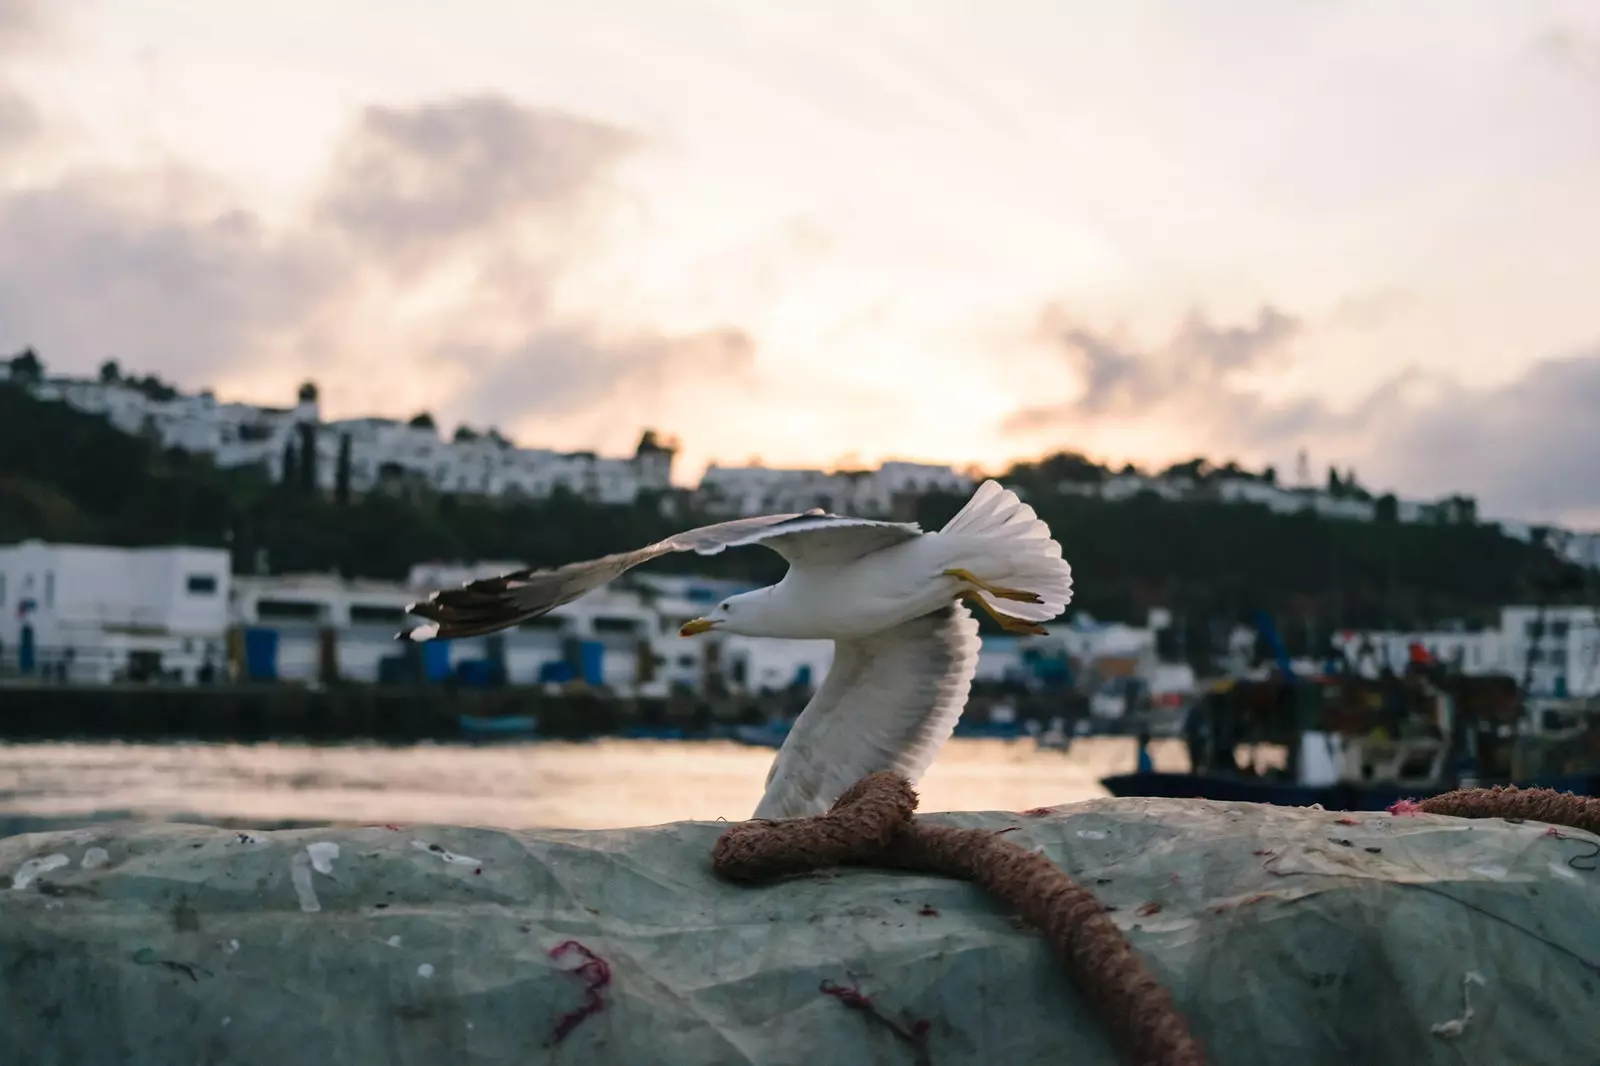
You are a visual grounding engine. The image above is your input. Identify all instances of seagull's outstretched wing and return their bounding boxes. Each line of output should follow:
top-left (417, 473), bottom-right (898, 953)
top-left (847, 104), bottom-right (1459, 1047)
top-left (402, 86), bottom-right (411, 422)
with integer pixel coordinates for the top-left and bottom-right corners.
top-left (752, 601), bottom-right (981, 820)
top-left (401, 510), bottom-right (829, 641)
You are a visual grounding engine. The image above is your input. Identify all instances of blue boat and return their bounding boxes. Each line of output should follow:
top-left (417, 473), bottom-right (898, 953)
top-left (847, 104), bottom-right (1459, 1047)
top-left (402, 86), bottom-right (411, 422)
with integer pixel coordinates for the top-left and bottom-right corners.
top-left (458, 713), bottom-right (539, 741)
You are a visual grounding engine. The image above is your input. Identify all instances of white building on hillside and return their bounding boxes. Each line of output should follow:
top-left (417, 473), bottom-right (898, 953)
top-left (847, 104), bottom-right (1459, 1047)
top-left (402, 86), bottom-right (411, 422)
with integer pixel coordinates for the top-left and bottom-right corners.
top-left (28, 372), bottom-right (678, 505)
top-left (696, 460), bottom-right (972, 517)
top-left (0, 541), bottom-right (231, 683)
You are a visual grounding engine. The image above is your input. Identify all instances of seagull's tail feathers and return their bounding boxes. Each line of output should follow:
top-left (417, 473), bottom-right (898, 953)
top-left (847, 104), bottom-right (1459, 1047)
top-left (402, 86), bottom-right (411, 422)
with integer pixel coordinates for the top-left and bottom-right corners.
top-left (940, 479), bottom-right (1073, 624)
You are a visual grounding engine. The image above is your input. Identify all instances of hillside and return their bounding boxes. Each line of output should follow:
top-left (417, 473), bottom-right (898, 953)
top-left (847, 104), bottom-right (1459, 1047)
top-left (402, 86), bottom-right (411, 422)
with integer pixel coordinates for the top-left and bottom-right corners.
top-left (0, 371), bottom-right (1588, 660)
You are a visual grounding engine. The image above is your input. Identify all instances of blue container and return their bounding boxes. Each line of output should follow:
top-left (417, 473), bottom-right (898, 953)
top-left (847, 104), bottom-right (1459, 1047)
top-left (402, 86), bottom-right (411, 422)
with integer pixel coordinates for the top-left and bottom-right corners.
top-left (578, 640), bottom-right (604, 686)
top-left (455, 660), bottom-right (496, 687)
top-left (794, 664), bottom-right (813, 688)
top-left (242, 627), bottom-right (278, 681)
top-left (18, 624), bottom-right (35, 675)
top-left (421, 639), bottom-right (452, 682)
top-left (539, 660), bottom-right (574, 684)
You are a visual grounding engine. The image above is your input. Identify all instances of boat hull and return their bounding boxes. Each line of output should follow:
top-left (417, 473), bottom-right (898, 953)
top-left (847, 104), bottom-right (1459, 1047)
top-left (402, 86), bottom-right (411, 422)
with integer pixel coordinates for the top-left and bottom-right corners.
top-left (1100, 770), bottom-right (1599, 810)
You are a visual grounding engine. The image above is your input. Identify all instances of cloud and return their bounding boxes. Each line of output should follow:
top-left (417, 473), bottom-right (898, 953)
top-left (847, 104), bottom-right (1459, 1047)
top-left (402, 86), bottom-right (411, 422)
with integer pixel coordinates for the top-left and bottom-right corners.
top-left (0, 79), bottom-right (33, 152)
top-left (1534, 24), bottom-right (1600, 82)
top-left (317, 96), bottom-right (637, 273)
top-left (0, 171), bottom-right (343, 383)
top-left (0, 0), bottom-right (45, 57)
top-left (1374, 350), bottom-right (1600, 522)
top-left (454, 325), bottom-right (757, 440)
top-left (1001, 300), bottom-right (1600, 524)
top-left (1004, 303), bottom-right (1301, 429)
top-left (0, 87), bottom-right (760, 453)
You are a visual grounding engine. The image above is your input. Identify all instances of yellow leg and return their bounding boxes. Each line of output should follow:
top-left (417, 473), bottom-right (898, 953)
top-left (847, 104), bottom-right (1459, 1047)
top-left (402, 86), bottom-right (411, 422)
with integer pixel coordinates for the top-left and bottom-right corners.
top-left (944, 567), bottom-right (1042, 604)
top-left (962, 592), bottom-right (1048, 636)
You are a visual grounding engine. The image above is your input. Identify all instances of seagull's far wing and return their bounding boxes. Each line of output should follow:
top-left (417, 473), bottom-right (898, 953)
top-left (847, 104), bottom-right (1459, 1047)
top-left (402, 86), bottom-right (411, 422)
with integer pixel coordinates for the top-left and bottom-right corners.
top-left (752, 601), bottom-right (981, 820)
top-left (402, 510), bottom-right (819, 641)
top-left (711, 513), bottom-right (923, 568)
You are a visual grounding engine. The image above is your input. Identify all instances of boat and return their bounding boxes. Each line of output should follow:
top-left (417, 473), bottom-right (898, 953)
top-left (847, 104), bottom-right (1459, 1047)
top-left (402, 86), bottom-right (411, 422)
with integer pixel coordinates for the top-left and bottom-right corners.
top-left (1100, 669), bottom-right (1600, 810)
top-left (457, 713), bottom-right (539, 741)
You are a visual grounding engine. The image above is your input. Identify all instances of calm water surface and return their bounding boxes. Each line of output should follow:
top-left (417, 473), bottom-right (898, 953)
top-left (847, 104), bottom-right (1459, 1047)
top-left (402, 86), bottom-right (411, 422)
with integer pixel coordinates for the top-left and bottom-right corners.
top-left (0, 736), bottom-right (1191, 832)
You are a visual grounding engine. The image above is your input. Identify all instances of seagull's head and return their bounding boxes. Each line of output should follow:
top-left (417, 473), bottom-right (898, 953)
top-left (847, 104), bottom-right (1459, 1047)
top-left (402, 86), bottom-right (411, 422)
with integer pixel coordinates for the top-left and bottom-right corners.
top-left (679, 590), bottom-right (778, 638)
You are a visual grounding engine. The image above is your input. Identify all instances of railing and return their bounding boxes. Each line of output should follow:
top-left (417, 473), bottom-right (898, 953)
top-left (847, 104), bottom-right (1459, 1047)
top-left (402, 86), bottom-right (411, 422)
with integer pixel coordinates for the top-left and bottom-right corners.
top-left (0, 644), bottom-right (222, 685)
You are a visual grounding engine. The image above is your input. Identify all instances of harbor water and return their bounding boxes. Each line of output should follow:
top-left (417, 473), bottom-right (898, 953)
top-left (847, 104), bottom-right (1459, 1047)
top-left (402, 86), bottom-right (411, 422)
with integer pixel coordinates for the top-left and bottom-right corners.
top-left (0, 736), bottom-right (1191, 834)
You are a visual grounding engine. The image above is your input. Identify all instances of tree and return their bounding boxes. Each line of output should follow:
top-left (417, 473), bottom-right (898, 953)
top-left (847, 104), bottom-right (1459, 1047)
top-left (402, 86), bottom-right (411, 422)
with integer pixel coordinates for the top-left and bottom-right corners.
top-left (408, 412), bottom-right (436, 430)
top-left (1162, 457), bottom-right (1210, 482)
top-left (334, 433), bottom-right (353, 505)
top-left (7, 348), bottom-right (43, 385)
top-left (1374, 494), bottom-right (1399, 523)
top-left (280, 438), bottom-right (298, 488)
top-left (297, 422), bottom-right (317, 493)
top-left (99, 360), bottom-right (122, 384)
top-left (452, 425), bottom-right (479, 442)
top-left (1327, 466), bottom-right (1343, 495)
top-left (1262, 465), bottom-right (1277, 485)
top-left (298, 381), bottom-right (319, 404)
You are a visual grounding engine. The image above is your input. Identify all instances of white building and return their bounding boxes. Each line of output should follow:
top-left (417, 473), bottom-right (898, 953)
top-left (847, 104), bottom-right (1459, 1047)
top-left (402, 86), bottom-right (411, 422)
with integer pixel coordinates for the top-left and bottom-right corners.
top-left (28, 373), bottom-right (676, 505)
top-left (0, 541), bottom-right (231, 683)
top-left (696, 460), bottom-right (972, 517)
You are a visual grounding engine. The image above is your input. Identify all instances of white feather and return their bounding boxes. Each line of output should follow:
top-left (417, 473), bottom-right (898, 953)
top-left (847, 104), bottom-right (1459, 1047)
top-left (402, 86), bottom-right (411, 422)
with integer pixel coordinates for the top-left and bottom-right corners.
top-left (753, 602), bottom-right (981, 820)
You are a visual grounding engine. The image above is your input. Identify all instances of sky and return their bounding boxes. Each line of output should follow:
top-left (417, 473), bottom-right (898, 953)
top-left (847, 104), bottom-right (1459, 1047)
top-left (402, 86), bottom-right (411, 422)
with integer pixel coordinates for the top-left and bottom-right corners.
top-left (2, 1), bottom-right (1599, 525)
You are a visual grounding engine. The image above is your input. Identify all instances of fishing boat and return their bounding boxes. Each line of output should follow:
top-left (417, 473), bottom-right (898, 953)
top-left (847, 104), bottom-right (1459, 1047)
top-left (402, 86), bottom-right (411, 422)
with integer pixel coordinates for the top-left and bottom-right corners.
top-left (1101, 669), bottom-right (1600, 810)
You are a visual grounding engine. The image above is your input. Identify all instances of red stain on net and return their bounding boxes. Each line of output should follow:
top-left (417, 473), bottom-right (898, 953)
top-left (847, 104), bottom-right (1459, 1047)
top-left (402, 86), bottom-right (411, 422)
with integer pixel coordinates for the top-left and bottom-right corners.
top-left (820, 977), bottom-right (932, 1065)
top-left (1022, 806), bottom-right (1055, 817)
top-left (545, 940), bottom-right (612, 1046)
top-left (1334, 817), bottom-right (1360, 826)
top-left (1387, 799), bottom-right (1424, 816)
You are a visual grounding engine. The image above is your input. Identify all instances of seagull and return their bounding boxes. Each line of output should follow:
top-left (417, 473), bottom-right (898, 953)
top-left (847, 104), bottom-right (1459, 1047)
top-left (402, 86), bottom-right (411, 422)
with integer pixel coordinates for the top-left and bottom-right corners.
top-left (400, 479), bottom-right (1074, 819)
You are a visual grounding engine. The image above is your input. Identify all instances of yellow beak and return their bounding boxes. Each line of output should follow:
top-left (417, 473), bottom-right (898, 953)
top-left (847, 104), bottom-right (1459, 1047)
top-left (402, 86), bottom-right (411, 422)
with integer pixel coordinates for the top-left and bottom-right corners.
top-left (679, 617), bottom-right (718, 637)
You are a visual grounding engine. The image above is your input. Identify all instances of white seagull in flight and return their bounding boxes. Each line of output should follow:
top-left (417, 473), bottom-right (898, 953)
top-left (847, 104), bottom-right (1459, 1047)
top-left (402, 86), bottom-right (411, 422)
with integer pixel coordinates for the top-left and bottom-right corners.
top-left (402, 479), bottom-right (1074, 819)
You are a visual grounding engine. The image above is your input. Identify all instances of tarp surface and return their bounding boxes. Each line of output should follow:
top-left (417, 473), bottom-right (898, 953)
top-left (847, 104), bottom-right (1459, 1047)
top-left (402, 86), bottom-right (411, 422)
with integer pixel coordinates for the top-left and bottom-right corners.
top-left (3, 797), bottom-right (1598, 1065)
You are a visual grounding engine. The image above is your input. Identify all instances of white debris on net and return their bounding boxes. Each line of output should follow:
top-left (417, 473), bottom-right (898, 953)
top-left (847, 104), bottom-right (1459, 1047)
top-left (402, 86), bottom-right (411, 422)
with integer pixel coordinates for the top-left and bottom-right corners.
top-left (306, 842), bottom-right (340, 876)
top-left (291, 851), bottom-right (320, 913)
top-left (80, 847), bottom-right (110, 870)
top-left (11, 854), bottom-right (69, 890)
top-left (417, 963), bottom-right (435, 978)
top-left (1076, 829), bottom-right (1108, 841)
top-left (411, 840), bottom-right (481, 867)
top-left (1431, 971), bottom-right (1487, 1040)
top-left (291, 841), bottom-right (344, 912)
top-left (386, 936), bottom-right (403, 948)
